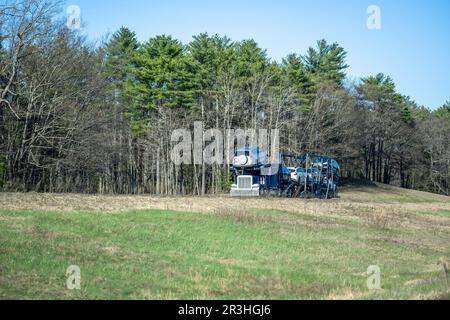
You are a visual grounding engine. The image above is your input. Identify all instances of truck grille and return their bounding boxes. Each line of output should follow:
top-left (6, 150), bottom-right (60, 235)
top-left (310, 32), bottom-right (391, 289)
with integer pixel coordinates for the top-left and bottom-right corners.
top-left (237, 176), bottom-right (252, 189)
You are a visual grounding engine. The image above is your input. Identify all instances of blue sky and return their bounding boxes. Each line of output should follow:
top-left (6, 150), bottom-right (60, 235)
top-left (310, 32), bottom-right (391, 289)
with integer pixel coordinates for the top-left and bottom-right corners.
top-left (65, 0), bottom-right (450, 110)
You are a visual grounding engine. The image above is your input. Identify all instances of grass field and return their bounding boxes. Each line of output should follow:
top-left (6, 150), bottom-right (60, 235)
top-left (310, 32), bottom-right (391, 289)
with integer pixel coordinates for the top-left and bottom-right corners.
top-left (0, 183), bottom-right (449, 300)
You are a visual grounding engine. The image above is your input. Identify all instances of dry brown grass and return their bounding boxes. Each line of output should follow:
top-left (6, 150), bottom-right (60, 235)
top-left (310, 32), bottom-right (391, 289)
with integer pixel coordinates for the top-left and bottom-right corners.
top-left (0, 183), bottom-right (449, 233)
top-left (0, 187), bottom-right (446, 211)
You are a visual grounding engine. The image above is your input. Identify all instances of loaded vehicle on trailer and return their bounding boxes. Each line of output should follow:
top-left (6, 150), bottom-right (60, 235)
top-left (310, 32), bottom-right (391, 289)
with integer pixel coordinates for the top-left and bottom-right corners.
top-left (232, 146), bottom-right (269, 169)
top-left (288, 167), bottom-right (307, 184)
top-left (298, 155), bottom-right (340, 198)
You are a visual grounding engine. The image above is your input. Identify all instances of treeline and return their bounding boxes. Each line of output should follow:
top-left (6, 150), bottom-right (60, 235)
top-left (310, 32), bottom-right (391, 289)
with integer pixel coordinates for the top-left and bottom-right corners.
top-left (1, 0), bottom-right (449, 195)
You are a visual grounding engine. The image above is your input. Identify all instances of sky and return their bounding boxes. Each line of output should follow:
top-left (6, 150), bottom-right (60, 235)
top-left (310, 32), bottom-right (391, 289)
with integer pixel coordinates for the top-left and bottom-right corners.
top-left (64, 0), bottom-right (450, 110)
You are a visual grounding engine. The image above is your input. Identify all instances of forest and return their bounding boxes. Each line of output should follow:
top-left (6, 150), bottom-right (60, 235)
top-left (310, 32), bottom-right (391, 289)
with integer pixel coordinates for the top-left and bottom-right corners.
top-left (1, 0), bottom-right (449, 196)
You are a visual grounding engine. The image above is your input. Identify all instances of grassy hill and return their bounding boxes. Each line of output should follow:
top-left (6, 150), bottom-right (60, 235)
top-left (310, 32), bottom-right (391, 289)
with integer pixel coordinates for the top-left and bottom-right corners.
top-left (0, 183), bottom-right (449, 299)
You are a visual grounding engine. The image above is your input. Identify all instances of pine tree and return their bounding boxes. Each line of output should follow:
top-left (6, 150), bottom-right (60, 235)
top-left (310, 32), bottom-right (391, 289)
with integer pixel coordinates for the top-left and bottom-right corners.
top-left (302, 39), bottom-right (348, 85)
top-left (281, 53), bottom-right (314, 107)
top-left (104, 27), bottom-right (139, 98)
top-left (125, 35), bottom-right (198, 133)
top-left (435, 101), bottom-right (450, 119)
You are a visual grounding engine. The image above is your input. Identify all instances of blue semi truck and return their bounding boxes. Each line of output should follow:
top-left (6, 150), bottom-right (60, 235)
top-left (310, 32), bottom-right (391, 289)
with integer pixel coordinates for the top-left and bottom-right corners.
top-left (230, 147), bottom-right (340, 198)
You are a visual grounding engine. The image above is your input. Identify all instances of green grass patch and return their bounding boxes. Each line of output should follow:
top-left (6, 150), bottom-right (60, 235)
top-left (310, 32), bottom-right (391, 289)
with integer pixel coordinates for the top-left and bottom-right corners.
top-left (1, 205), bottom-right (449, 300)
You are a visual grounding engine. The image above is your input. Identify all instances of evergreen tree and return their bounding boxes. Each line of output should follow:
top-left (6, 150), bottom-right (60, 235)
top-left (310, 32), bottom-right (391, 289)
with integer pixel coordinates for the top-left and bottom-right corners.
top-left (188, 33), bottom-right (234, 92)
top-left (281, 53), bottom-right (314, 107)
top-left (104, 27), bottom-right (139, 99)
top-left (125, 35), bottom-right (198, 133)
top-left (434, 101), bottom-right (450, 118)
top-left (303, 39), bottom-right (348, 85)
